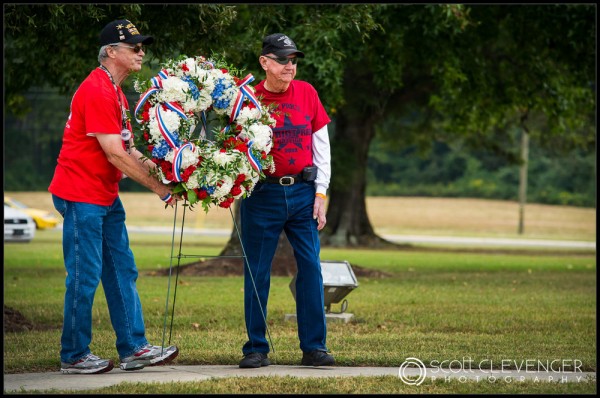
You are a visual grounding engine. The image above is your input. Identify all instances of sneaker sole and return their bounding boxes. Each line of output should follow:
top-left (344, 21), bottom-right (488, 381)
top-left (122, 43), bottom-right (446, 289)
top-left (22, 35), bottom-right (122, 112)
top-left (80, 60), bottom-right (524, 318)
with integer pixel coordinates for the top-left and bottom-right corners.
top-left (239, 358), bottom-right (271, 369)
top-left (301, 358), bottom-right (336, 366)
top-left (120, 347), bottom-right (179, 371)
top-left (61, 361), bottom-right (114, 374)
top-left (149, 347), bottom-right (179, 367)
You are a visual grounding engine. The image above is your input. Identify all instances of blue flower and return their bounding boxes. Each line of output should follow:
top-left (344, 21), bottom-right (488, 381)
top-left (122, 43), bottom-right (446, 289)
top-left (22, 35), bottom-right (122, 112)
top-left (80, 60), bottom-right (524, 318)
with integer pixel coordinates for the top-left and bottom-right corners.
top-left (152, 139), bottom-right (172, 159)
top-left (183, 76), bottom-right (200, 100)
top-left (212, 78), bottom-right (232, 110)
top-left (202, 185), bottom-right (216, 195)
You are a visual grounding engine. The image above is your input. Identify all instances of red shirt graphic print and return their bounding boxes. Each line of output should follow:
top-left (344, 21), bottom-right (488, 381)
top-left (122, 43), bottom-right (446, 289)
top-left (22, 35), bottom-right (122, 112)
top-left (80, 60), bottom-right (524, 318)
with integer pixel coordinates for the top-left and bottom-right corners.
top-left (255, 80), bottom-right (330, 177)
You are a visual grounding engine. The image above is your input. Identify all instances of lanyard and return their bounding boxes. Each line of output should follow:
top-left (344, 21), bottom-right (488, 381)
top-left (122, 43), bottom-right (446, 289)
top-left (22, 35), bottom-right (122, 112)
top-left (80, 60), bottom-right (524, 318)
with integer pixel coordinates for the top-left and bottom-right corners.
top-left (99, 65), bottom-right (132, 152)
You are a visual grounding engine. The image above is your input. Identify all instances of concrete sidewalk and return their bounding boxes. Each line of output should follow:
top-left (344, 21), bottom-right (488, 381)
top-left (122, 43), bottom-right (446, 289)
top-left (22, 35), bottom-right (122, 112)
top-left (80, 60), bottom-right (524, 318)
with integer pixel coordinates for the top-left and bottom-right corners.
top-left (4, 365), bottom-right (596, 392)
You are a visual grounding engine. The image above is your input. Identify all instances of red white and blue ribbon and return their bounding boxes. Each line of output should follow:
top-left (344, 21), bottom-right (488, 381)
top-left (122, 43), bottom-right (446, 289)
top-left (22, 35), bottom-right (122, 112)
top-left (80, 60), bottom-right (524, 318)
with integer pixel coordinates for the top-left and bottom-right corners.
top-left (155, 105), bottom-right (180, 149)
top-left (229, 74), bottom-right (262, 125)
top-left (164, 101), bottom-right (188, 121)
top-left (134, 69), bottom-right (169, 123)
top-left (171, 142), bottom-right (196, 182)
top-left (246, 140), bottom-right (262, 172)
top-left (201, 60), bottom-right (215, 69)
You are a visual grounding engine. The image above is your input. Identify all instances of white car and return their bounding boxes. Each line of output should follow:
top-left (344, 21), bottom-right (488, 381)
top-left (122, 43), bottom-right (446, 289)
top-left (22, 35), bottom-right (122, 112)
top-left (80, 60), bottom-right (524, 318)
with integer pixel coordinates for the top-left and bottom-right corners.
top-left (4, 204), bottom-right (36, 243)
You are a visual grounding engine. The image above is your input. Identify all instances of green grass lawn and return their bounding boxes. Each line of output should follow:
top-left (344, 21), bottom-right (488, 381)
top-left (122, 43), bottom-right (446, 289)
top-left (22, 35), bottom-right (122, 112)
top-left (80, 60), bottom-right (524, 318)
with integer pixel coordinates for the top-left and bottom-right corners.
top-left (3, 229), bottom-right (596, 394)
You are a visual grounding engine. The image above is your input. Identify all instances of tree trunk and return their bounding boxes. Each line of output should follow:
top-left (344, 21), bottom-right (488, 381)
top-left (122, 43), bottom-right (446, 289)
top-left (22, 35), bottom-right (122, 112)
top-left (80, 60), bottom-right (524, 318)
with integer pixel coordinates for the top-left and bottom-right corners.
top-left (319, 67), bottom-right (399, 248)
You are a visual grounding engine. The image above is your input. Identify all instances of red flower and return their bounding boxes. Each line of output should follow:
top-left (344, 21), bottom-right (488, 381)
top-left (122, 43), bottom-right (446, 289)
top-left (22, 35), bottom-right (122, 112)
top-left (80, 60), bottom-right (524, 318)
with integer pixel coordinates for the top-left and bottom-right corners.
top-left (160, 160), bottom-right (174, 181)
top-left (195, 189), bottom-right (208, 200)
top-left (181, 63), bottom-right (189, 72)
top-left (230, 186), bottom-right (242, 197)
top-left (181, 165), bottom-right (197, 182)
top-left (223, 137), bottom-right (237, 149)
top-left (218, 197), bottom-right (234, 208)
top-left (235, 174), bottom-right (246, 184)
top-left (235, 140), bottom-right (248, 153)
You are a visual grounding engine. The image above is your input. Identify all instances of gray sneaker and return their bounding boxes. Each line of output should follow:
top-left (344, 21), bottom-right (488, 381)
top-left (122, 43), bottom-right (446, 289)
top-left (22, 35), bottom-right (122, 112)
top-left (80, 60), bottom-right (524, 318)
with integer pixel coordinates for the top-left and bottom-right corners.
top-left (60, 353), bottom-right (114, 374)
top-left (119, 344), bottom-right (179, 371)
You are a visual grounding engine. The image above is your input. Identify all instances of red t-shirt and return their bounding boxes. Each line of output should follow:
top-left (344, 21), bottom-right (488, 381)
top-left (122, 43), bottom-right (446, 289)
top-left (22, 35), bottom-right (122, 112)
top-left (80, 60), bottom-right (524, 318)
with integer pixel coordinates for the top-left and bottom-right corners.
top-left (49, 68), bottom-right (129, 205)
top-left (255, 80), bottom-right (330, 177)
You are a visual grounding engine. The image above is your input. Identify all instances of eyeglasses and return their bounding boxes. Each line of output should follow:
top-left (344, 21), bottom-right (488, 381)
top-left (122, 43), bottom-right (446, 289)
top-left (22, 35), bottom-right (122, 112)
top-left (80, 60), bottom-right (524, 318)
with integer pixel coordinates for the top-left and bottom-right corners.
top-left (263, 55), bottom-right (298, 65)
top-left (111, 43), bottom-right (144, 54)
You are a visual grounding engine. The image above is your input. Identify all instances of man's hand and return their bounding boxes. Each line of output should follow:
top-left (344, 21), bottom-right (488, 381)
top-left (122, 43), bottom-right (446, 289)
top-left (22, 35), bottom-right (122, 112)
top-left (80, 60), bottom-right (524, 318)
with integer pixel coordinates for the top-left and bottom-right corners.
top-left (313, 195), bottom-right (327, 231)
top-left (161, 192), bottom-right (182, 208)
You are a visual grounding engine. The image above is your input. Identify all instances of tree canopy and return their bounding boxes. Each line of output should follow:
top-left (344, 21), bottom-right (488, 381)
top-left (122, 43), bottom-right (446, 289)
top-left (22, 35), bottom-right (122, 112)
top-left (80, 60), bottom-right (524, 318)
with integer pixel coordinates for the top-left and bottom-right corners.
top-left (4, 4), bottom-right (596, 248)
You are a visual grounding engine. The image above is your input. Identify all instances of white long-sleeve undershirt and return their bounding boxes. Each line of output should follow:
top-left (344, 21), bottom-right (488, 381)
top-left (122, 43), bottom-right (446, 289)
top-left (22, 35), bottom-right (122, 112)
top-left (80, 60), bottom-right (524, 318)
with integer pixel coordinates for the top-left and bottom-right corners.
top-left (312, 124), bottom-right (331, 195)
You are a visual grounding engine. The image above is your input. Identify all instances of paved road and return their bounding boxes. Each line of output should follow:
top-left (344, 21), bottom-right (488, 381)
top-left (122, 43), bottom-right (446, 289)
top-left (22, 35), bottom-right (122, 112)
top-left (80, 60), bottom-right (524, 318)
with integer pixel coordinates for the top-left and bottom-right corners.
top-left (120, 225), bottom-right (596, 250)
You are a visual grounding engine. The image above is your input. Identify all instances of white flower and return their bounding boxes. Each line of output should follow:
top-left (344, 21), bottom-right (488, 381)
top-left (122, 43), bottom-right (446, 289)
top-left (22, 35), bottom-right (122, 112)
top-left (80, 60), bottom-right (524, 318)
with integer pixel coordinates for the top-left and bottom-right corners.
top-left (213, 175), bottom-right (234, 199)
top-left (164, 145), bottom-right (199, 170)
top-left (181, 97), bottom-right (200, 114)
top-left (236, 107), bottom-right (261, 125)
top-left (157, 77), bottom-right (189, 104)
top-left (148, 106), bottom-right (181, 144)
top-left (247, 124), bottom-right (273, 152)
top-left (205, 170), bottom-right (218, 186)
top-left (197, 91), bottom-right (213, 112)
top-left (185, 169), bottom-right (203, 190)
top-left (213, 151), bottom-right (237, 167)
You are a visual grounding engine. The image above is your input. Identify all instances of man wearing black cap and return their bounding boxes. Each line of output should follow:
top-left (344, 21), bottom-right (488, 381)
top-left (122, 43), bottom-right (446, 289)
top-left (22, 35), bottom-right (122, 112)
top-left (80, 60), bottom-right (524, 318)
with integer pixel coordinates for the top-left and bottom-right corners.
top-left (239, 33), bottom-right (334, 368)
top-left (49, 19), bottom-right (179, 374)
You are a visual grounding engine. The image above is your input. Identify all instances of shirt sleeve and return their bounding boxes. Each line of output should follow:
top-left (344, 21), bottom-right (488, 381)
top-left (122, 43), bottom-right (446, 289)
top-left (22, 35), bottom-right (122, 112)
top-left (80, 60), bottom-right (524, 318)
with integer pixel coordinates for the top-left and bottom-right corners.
top-left (313, 124), bottom-right (331, 195)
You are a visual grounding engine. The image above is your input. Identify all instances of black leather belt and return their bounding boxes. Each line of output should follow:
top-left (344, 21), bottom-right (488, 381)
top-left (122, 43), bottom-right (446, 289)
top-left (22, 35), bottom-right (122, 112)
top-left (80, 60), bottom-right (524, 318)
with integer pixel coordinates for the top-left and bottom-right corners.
top-left (264, 174), bottom-right (303, 186)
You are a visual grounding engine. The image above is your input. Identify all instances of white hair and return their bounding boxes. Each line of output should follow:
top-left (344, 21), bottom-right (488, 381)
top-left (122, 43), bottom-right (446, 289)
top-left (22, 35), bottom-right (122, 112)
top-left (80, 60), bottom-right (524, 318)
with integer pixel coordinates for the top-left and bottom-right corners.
top-left (98, 44), bottom-right (112, 64)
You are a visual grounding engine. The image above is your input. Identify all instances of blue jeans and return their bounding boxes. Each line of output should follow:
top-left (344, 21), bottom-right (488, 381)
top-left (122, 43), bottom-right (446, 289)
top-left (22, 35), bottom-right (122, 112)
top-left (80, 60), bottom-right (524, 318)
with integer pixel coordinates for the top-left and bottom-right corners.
top-left (52, 194), bottom-right (148, 363)
top-left (240, 181), bottom-right (328, 355)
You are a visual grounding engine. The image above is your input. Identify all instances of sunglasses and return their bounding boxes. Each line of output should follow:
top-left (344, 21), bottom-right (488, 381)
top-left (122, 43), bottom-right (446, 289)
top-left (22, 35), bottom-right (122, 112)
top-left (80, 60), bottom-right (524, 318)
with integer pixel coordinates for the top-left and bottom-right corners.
top-left (112, 43), bottom-right (144, 54)
top-left (263, 55), bottom-right (299, 65)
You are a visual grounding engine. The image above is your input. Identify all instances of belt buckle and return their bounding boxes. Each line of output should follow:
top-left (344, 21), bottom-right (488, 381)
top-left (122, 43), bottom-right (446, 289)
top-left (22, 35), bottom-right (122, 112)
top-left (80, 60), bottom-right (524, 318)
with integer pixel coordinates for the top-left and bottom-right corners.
top-left (279, 176), bottom-right (295, 186)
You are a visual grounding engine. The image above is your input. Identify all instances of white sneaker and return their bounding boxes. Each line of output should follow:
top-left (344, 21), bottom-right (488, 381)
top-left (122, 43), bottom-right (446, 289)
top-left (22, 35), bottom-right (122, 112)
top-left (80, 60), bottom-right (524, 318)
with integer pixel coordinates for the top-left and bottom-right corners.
top-left (60, 353), bottom-right (114, 374)
top-left (119, 344), bottom-right (179, 371)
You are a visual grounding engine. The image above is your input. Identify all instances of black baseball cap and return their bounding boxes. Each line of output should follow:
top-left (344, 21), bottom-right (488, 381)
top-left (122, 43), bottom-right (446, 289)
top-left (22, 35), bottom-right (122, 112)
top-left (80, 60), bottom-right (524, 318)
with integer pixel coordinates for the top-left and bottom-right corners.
top-left (261, 33), bottom-right (304, 58)
top-left (99, 19), bottom-right (154, 47)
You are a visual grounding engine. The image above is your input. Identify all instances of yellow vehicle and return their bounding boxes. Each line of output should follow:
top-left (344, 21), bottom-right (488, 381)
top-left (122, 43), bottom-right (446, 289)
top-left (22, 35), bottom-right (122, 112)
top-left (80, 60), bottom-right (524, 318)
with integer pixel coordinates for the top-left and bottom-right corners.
top-left (4, 196), bottom-right (59, 230)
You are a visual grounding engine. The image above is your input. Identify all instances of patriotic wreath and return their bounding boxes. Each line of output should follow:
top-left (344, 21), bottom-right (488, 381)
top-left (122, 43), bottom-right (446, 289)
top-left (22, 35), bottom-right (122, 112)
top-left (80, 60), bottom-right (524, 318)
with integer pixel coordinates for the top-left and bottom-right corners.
top-left (133, 55), bottom-right (276, 211)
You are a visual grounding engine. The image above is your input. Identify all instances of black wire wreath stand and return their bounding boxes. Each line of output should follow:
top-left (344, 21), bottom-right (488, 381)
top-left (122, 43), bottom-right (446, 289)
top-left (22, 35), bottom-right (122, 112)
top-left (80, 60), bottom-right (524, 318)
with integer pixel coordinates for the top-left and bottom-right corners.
top-left (160, 199), bottom-right (275, 357)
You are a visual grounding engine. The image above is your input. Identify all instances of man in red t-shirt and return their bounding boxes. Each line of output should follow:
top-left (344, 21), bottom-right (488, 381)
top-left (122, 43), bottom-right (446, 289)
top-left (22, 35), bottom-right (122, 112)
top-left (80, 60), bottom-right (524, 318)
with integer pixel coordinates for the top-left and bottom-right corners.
top-left (239, 33), bottom-right (335, 368)
top-left (48, 19), bottom-right (179, 374)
